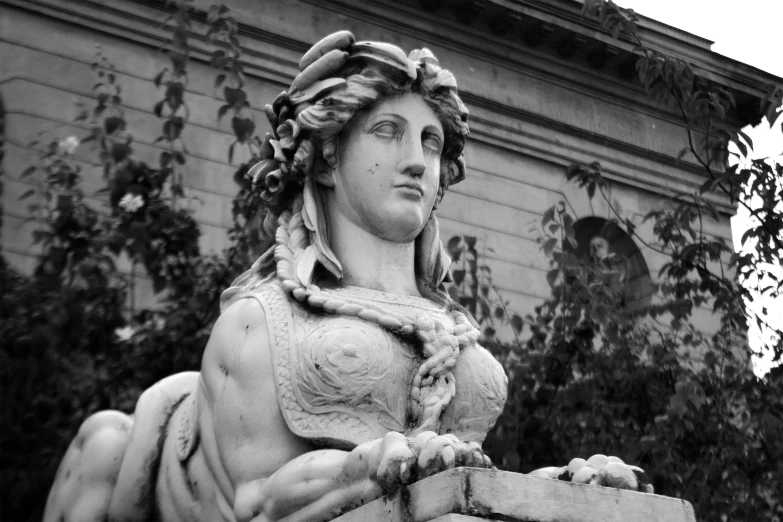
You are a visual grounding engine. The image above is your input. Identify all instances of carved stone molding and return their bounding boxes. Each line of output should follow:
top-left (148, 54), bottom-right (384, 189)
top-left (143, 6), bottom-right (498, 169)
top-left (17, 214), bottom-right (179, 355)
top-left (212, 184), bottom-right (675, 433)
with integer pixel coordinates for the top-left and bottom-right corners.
top-left (488, 10), bottom-right (520, 36)
top-left (4, 0), bottom-right (776, 212)
top-left (333, 468), bottom-right (697, 522)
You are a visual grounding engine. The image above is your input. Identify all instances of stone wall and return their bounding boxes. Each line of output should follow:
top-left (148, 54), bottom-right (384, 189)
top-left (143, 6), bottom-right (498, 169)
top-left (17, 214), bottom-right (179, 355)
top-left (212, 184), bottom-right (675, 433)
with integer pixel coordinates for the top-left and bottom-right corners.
top-left (3, 0), bottom-right (773, 338)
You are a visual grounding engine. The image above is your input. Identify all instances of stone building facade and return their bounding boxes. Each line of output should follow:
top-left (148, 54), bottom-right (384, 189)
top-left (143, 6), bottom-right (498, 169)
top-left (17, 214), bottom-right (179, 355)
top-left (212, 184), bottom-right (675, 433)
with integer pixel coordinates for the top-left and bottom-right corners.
top-left (2, 0), bottom-right (780, 334)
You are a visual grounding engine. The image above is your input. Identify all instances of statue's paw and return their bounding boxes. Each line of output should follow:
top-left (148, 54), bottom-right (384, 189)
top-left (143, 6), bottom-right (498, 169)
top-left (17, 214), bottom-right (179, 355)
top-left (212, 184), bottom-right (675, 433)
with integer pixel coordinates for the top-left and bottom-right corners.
top-left (529, 454), bottom-right (654, 494)
top-left (453, 440), bottom-right (487, 468)
top-left (375, 432), bottom-right (417, 492)
top-left (412, 432), bottom-right (456, 478)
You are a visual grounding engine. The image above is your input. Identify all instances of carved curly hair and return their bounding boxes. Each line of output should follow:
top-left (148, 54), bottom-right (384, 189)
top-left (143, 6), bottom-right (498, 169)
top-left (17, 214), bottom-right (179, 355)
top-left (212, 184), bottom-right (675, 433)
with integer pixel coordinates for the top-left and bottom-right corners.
top-left (250, 47), bottom-right (468, 235)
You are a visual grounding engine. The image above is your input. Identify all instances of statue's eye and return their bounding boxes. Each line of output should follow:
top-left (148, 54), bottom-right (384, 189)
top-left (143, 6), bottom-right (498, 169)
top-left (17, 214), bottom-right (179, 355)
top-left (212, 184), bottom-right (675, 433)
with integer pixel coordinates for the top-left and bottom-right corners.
top-left (423, 133), bottom-right (442, 154)
top-left (373, 122), bottom-right (398, 138)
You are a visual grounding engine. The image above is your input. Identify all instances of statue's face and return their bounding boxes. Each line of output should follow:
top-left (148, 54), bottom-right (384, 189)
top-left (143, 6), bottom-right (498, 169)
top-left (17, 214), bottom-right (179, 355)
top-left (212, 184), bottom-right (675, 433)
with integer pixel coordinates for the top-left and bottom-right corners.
top-left (327, 92), bottom-right (444, 242)
top-left (589, 236), bottom-right (610, 262)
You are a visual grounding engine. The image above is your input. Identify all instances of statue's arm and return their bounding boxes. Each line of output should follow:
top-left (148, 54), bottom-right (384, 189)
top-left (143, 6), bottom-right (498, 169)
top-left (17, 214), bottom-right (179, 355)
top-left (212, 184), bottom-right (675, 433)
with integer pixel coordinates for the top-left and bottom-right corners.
top-left (201, 298), bottom-right (408, 522)
top-left (202, 297), bottom-right (489, 522)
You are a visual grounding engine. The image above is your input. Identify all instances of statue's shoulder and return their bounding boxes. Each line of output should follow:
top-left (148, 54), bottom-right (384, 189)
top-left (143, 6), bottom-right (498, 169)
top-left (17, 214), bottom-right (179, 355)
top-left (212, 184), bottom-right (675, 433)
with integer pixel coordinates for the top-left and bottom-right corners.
top-left (204, 280), bottom-right (290, 375)
top-left (219, 271), bottom-right (286, 313)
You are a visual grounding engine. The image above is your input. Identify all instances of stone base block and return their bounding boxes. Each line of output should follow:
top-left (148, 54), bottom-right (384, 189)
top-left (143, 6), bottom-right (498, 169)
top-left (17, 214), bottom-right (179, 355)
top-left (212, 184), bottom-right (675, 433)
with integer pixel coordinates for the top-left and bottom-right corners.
top-left (334, 468), bottom-right (696, 522)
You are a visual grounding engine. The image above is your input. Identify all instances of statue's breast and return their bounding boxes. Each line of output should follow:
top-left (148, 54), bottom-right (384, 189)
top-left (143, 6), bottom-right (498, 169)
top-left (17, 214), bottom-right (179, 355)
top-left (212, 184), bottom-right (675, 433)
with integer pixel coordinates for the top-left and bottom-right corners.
top-left (291, 315), bottom-right (417, 437)
top-left (441, 342), bottom-right (508, 444)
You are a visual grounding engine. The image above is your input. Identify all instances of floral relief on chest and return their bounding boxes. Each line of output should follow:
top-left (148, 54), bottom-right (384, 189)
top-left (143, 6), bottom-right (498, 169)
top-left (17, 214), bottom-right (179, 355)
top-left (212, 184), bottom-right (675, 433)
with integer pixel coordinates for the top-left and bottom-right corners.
top-left (291, 313), bottom-right (419, 433)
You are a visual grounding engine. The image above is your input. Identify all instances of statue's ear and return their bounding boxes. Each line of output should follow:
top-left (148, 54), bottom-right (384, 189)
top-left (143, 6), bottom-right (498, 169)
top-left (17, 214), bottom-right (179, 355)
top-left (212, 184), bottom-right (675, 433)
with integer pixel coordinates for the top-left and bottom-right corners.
top-left (312, 152), bottom-right (336, 188)
top-left (314, 165), bottom-right (336, 188)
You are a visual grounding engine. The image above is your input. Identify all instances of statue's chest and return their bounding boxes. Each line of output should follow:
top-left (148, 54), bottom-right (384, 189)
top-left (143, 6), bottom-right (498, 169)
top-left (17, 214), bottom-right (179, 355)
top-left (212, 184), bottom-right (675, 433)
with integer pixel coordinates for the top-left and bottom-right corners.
top-left (289, 312), bottom-right (419, 436)
top-left (256, 284), bottom-right (506, 448)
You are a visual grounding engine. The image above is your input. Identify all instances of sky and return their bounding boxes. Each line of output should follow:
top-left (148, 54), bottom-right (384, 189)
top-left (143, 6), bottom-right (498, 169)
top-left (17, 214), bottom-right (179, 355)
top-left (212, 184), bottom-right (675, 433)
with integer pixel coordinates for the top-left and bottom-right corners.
top-left (617, 0), bottom-right (783, 375)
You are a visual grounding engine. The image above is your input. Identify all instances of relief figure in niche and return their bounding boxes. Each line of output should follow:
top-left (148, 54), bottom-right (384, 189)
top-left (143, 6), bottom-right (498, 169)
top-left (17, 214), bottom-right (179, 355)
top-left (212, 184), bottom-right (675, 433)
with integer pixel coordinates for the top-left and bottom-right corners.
top-left (43, 32), bottom-right (508, 522)
top-left (587, 234), bottom-right (630, 307)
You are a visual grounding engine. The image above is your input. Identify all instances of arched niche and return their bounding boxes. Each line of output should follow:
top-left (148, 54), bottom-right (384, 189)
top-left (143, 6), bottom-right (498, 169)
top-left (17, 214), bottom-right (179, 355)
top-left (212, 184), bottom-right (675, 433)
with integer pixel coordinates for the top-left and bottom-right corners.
top-left (568, 217), bottom-right (655, 310)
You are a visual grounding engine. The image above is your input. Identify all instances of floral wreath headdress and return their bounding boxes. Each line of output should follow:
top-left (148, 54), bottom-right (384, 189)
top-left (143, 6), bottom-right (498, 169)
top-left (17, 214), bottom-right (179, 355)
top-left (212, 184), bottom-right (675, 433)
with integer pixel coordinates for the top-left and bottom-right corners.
top-left (246, 31), bottom-right (470, 242)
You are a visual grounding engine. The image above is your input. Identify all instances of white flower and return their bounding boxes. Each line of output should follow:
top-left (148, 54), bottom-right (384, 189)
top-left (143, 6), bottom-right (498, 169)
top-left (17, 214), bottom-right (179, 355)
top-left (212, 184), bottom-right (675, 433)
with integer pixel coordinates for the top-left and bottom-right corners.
top-left (119, 193), bottom-right (145, 213)
top-left (114, 326), bottom-right (136, 342)
top-left (57, 136), bottom-right (80, 156)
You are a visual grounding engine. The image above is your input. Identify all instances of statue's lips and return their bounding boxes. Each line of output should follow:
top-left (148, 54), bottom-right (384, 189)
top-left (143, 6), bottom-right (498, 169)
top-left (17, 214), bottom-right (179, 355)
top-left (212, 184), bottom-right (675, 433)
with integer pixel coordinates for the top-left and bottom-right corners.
top-left (394, 183), bottom-right (424, 197)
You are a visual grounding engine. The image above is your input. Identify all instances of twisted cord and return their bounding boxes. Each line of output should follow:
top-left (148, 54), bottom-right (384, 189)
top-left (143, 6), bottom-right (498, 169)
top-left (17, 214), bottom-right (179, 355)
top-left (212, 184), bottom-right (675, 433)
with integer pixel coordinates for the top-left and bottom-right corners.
top-left (272, 207), bottom-right (478, 433)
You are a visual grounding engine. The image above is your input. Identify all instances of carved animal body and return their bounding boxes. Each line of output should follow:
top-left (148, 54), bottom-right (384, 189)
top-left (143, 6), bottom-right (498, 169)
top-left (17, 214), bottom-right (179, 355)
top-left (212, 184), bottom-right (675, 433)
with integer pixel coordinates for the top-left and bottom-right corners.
top-left (44, 282), bottom-right (507, 521)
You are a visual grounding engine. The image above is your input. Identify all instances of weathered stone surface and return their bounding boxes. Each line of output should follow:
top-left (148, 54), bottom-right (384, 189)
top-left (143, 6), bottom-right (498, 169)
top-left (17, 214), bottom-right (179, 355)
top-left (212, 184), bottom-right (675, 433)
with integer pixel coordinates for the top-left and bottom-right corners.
top-left (333, 468), bottom-right (696, 522)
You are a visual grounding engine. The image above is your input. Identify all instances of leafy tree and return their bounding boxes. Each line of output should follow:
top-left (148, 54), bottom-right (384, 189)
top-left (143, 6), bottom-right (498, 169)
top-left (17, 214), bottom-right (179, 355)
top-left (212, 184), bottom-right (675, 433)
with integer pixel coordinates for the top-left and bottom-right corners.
top-left (472, 3), bottom-right (783, 521)
top-left (0, 3), bottom-right (254, 518)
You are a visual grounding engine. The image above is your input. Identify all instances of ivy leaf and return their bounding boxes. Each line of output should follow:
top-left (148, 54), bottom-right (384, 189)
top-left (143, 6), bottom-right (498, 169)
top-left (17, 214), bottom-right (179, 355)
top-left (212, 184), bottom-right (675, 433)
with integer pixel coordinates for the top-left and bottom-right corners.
top-left (210, 50), bottom-right (226, 68)
top-left (214, 74), bottom-right (227, 90)
top-left (737, 129), bottom-right (754, 152)
top-left (624, 218), bottom-right (636, 236)
top-left (154, 69), bottom-right (167, 88)
top-left (587, 182), bottom-right (596, 200)
top-left (160, 152), bottom-right (172, 168)
top-left (18, 189), bottom-right (36, 201)
top-left (546, 268), bottom-right (560, 288)
top-left (104, 116), bottom-right (124, 135)
top-left (699, 176), bottom-right (724, 195)
top-left (542, 206), bottom-right (556, 227)
top-left (510, 314), bottom-right (524, 334)
top-left (228, 141), bottom-right (236, 164)
top-left (218, 104), bottom-right (230, 122)
top-left (224, 86), bottom-right (242, 106)
top-left (32, 230), bottom-right (52, 244)
top-left (231, 116), bottom-right (255, 143)
top-left (542, 237), bottom-right (557, 256)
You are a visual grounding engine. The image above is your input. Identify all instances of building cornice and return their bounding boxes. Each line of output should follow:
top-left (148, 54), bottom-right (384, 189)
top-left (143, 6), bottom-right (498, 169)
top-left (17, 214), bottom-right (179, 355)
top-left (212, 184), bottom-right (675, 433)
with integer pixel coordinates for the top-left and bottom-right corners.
top-left (3, 0), bottom-right (773, 213)
top-left (381, 0), bottom-right (782, 127)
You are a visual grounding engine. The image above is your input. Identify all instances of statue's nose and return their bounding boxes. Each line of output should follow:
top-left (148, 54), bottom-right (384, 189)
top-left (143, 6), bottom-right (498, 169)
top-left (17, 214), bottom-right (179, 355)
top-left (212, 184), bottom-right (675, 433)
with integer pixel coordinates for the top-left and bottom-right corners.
top-left (397, 134), bottom-right (426, 177)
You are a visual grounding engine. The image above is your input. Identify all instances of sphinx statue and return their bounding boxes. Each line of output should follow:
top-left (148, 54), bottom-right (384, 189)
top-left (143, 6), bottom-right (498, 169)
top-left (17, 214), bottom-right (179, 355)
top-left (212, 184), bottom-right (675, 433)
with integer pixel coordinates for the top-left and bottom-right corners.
top-left (44, 32), bottom-right (509, 522)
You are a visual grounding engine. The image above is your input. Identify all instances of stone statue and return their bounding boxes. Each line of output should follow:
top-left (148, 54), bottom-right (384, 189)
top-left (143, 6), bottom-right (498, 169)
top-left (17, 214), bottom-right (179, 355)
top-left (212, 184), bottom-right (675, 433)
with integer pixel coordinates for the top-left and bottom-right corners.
top-left (588, 235), bottom-right (612, 264)
top-left (588, 234), bottom-right (630, 306)
top-left (44, 32), bottom-right (508, 522)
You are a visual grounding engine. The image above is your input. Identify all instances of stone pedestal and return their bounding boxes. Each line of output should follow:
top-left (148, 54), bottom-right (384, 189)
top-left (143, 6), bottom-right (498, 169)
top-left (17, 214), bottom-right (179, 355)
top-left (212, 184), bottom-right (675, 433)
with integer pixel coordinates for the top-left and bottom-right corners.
top-left (334, 468), bottom-right (696, 522)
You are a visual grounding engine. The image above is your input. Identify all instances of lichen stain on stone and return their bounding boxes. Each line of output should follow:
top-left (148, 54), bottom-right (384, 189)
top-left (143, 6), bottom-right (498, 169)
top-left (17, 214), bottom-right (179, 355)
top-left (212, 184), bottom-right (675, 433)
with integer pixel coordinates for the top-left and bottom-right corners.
top-left (463, 471), bottom-right (525, 521)
top-left (399, 485), bottom-right (413, 522)
top-left (463, 472), bottom-right (492, 518)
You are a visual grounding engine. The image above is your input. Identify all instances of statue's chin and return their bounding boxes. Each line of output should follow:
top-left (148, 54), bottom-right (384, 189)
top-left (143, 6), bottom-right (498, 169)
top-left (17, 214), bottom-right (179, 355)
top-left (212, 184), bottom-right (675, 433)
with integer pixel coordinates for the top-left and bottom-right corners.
top-left (365, 202), bottom-right (432, 243)
top-left (372, 217), bottom-right (426, 243)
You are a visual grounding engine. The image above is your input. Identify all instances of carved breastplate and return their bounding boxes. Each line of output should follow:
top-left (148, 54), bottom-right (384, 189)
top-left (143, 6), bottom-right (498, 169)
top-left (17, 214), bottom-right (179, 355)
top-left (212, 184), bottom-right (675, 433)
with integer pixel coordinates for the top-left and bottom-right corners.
top-left (248, 283), bottom-right (507, 448)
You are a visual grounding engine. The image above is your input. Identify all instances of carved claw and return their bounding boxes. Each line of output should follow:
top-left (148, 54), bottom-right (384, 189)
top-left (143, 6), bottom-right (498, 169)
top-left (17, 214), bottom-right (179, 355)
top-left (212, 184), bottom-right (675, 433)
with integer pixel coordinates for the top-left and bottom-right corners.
top-left (376, 432), bottom-right (417, 492)
top-left (530, 454), bottom-right (654, 494)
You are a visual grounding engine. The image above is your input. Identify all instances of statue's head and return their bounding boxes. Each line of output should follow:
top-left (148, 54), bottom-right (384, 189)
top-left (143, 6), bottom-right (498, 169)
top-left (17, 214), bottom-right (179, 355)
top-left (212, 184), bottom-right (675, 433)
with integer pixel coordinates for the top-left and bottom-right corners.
top-left (245, 32), bottom-right (469, 294)
top-left (589, 235), bottom-right (611, 263)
